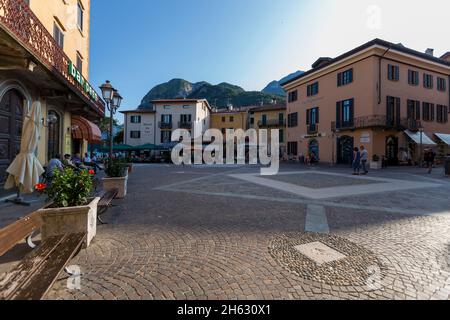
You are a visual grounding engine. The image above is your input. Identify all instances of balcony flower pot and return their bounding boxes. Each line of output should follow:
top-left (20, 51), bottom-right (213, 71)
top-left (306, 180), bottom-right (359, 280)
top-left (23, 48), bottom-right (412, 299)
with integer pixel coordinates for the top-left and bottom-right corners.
top-left (102, 159), bottom-right (129, 199)
top-left (36, 168), bottom-right (98, 248)
top-left (39, 197), bottom-right (100, 248)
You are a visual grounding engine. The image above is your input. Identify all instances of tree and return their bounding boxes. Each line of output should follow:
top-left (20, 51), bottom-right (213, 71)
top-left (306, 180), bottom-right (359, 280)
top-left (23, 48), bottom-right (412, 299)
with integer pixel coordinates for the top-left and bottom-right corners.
top-left (99, 117), bottom-right (120, 141)
top-left (114, 129), bottom-right (124, 145)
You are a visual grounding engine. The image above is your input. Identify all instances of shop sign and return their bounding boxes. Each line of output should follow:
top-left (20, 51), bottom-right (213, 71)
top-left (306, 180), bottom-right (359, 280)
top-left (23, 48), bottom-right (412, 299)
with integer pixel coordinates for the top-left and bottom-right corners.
top-left (68, 61), bottom-right (98, 102)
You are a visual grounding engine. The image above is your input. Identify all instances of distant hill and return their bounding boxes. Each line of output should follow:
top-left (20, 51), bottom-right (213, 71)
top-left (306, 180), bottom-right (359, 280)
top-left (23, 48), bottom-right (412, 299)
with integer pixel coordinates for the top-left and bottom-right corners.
top-left (261, 70), bottom-right (304, 96)
top-left (138, 79), bottom-right (284, 109)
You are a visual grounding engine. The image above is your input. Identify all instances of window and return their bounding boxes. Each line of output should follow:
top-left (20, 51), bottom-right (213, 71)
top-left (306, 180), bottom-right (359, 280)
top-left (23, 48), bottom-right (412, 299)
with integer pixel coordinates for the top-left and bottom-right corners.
top-left (288, 90), bottom-right (298, 103)
top-left (287, 142), bottom-right (298, 156)
top-left (161, 131), bottom-right (171, 143)
top-left (424, 74), bottom-right (434, 89)
top-left (250, 118), bottom-right (255, 125)
top-left (386, 96), bottom-right (401, 127)
top-left (76, 53), bottom-right (83, 73)
top-left (288, 113), bottom-right (298, 128)
top-left (180, 114), bottom-right (191, 123)
top-left (337, 69), bottom-right (353, 86)
top-left (388, 64), bottom-right (399, 81)
top-left (53, 22), bottom-right (64, 49)
top-left (161, 114), bottom-right (172, 124)
top-left (261, 115), bottom-right (267, 125)
top-left (408, 70), bottom-right (419, 86)
top-left (306, 107), bottom-right (319, 125)
top-left (47, 110), bottom-right (61, 161)
top-left (279, 129), bottom-right (284, 143)
top-left (77, 1), bottom-right (84, 31)
top-left (407, 100), bottom-right (421, 120)
top-left (422, 102), bottom-right (435, 121)
top-left (307, 82), bottom-right (319, 97)
top-left (437, 105), bottom-right (448, 123)
top-left (130, 115), bottom-right (141, 124)
top-left (336, 99), bottom-right (354, 128)
top-left (130, 131), bottom-right (141, 139)
top-left (438, 77), bottom-right (447, 91)
top-left (221, 117), bottom-right (225, 122)
top-left (230, 116), bottom-right (234, 122)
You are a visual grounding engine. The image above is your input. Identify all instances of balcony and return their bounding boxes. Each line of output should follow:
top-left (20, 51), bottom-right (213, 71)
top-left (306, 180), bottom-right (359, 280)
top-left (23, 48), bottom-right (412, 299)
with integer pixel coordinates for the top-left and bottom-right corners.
top-left (178, 121), bottom-right (192, 129)
top-left (307, 124), bottom-right (319, 135)
top-left (0, 0), bottom-right (105, 116)
top-left (331, 115), bottom-right (423, 132)
top-left (258, 119), bottom-right (286, 128)
top-left (159, 121), bottom-right (173, 129)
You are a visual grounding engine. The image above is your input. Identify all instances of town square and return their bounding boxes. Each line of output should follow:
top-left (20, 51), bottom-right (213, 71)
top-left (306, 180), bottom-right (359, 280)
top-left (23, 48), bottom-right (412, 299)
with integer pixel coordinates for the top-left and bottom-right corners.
top-left (1, 0), bottom-right (450, 305)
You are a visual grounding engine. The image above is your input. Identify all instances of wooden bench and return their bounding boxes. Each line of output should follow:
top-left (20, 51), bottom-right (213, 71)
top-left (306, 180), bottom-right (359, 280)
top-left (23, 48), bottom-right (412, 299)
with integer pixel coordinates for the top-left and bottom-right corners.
top-left (0, 212), bottom-right (86, 300)
top-left (96, 188), bottom-right (119, 225)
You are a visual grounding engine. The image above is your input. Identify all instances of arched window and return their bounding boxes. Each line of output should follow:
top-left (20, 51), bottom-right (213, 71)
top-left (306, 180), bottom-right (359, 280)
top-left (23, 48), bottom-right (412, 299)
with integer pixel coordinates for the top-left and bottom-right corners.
top-left (47, 110), bottom-right (61, 161)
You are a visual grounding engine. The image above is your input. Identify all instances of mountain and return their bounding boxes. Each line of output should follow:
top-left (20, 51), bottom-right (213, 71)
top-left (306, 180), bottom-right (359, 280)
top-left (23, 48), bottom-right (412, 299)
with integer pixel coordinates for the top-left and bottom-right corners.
top-left (139, 79), bottom-right (284, 109)
top-left (262, 70), bottom-right (304, 96)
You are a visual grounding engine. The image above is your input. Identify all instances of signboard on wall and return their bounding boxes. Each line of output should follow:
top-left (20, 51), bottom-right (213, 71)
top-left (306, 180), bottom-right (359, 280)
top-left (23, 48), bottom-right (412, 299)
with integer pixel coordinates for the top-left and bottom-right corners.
top-left (360, 132), bottom-right (371, 143)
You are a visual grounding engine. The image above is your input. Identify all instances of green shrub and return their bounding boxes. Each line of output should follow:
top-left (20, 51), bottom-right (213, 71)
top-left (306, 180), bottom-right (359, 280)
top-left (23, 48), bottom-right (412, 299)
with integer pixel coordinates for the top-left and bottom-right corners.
top-left (105, 158), bottom-right (128, 177)
top-left (47, 168), bottom-right (93, 208)
top-left (372, 154), bottom-right (380, 162)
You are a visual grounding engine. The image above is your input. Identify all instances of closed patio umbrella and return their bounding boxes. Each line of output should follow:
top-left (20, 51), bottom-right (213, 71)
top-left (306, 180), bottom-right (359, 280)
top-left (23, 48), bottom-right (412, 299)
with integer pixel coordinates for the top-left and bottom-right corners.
top-left (4, 101), bottom-right (44, 204)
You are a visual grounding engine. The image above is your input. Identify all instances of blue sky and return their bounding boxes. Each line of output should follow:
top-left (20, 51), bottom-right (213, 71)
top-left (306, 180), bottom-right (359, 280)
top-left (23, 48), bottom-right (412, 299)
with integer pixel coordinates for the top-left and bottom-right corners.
top-left (89, 0), bottom-right (450, 121)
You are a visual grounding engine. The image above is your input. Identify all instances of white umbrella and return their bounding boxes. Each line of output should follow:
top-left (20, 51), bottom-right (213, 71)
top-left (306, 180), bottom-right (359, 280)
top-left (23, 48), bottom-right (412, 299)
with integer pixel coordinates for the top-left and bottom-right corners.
top-left (4, 101), bottom-right (44, 198)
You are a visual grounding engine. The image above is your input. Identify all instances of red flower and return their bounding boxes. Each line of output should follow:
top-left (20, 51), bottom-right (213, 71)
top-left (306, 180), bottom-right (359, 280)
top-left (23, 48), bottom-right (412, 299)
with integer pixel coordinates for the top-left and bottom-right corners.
top-left (89, 170), bottom-right (95, 175)
top-left (35, 183), bottom-right (46, 191)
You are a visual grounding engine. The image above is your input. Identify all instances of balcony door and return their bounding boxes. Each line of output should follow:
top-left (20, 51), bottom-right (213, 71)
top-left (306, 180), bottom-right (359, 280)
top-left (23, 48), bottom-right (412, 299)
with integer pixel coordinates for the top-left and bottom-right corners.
top-left (386, 96), bottom-right (401, 127)
top-left (0, 89), bottom-right (24, 186)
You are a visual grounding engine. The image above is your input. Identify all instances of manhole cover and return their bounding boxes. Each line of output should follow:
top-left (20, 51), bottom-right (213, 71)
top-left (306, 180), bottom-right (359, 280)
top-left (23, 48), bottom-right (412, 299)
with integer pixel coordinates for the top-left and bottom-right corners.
top-left (269, 232), bottom-right (386, 287)
top-left (294, 242), bottom-right (347, 265)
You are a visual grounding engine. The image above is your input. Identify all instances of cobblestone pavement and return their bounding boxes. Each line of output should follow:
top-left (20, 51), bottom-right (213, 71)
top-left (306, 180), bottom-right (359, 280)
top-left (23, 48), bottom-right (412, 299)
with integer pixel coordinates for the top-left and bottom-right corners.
top-left (8, 163), bottom-right (450, 300)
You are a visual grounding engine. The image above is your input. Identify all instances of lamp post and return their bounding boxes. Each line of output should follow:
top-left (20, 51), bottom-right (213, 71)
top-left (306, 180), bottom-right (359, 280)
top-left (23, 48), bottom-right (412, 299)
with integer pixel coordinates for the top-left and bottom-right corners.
top-left (99, 81), bottom-right (122, 160)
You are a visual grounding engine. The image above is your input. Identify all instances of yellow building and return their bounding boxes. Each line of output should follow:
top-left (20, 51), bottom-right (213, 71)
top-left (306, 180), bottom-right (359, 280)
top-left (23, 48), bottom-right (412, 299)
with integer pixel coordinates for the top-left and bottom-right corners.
top-left (0, 0), bottom-right (103, 187)
top-left (210, 107), bottom-right (251, 138)
top-left (249, 105), bottom-right (287, 156)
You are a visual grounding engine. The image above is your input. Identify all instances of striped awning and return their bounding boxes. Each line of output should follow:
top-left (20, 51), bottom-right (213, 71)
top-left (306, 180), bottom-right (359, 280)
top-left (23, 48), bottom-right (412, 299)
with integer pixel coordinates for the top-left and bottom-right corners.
top-left (72, 116), bottom-right (102, 143)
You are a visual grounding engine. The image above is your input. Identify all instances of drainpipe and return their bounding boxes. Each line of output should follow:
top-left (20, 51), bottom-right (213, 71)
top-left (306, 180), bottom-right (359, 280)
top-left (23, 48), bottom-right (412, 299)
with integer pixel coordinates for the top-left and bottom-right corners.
top-left (378, 46), bottom-right (391, 105)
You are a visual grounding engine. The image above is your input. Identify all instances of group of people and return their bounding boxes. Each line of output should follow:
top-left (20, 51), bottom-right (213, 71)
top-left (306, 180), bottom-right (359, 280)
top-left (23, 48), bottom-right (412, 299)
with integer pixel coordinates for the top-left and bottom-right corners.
top-left (352, 146), bottom-right (369, 175)
top-left (47, 152), bottom-right (103, 178)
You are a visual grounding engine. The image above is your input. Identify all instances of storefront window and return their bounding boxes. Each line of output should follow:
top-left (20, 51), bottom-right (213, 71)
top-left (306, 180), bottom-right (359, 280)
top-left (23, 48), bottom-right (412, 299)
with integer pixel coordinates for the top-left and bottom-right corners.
top-left (47, 110), bottom-right (61, 161)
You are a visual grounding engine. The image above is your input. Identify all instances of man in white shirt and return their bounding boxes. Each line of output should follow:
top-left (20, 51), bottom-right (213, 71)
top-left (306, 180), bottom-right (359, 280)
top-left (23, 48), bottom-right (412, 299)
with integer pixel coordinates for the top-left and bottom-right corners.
top-left (360, 146), bottom-right (369, 175)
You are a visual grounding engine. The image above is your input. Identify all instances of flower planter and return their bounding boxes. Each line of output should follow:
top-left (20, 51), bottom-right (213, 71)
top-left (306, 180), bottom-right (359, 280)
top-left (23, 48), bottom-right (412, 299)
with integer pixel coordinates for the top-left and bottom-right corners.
top-left (370, 161), bottom-right (382, 170)
top-left (102, 172), bottom-right (128, 199)
top-left (39, 197), bottom-right (100, 248)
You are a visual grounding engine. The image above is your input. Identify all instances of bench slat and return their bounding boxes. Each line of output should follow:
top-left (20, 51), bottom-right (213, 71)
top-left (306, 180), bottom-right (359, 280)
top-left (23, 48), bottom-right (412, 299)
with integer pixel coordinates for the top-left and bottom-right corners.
top-left (98, 189), bottom-right (118, 207)
top-left (0, 235), bottom-right (65, 300)
top-left (0, 212), bottom-right (43, 257)
top-left (10, 233), bottom-right (86, 300)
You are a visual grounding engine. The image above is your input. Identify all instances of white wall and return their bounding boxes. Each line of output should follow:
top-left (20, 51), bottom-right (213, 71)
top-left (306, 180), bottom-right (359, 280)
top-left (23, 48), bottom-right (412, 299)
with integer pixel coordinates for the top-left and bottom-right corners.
top-left (125, 113), bottom-right (156, 146)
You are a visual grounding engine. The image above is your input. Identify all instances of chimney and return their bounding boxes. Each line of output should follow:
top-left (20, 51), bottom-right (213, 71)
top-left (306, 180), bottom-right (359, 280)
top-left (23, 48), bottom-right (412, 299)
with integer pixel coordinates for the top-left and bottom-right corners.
top-left (425, 48), bottom-right (434, 56)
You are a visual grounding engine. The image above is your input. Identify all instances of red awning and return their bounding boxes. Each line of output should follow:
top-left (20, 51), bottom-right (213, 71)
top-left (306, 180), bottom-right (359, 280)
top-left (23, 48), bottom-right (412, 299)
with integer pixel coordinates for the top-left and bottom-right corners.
top-left (71, 116), bottom-right (102, 143)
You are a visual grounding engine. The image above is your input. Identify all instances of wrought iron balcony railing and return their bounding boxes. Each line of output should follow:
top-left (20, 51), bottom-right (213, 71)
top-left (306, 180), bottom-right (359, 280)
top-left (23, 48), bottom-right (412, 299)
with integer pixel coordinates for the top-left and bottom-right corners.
top-left (0, 0), bottom-right (105, 115)
top-left (178, 121), bottom-right (192, 129)
top-left (307, 124), bottom-right (318, 134)
top-left (258, 119), bottom-right (286, 128)
top-left (159, 121), bottom-right (173, 129)
top-left (331, 115), bottom-right (423, 132)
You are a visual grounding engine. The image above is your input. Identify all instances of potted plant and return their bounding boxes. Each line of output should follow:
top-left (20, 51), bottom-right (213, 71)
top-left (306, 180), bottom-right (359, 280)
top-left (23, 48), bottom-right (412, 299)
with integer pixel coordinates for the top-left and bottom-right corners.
top-left (102, 158), bottom-right (129, 199)
top-left (37, 168), bottom-right (99, 248)
top-left (370, 154), bottom-right (382, 170)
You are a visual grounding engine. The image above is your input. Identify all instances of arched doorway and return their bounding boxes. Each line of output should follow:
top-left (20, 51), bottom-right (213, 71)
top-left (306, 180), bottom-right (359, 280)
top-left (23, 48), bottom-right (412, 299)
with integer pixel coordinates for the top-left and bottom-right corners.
top-left (337, 135), bottom-right (354, 165)
top-left (309, 139), bottom-right (319, 162)
top-left (386, 135), bottom-right (399, 166)
top-left (47, 110), bottom-right (61, 161)
top-left (0, 89), bottom-right (25, 186)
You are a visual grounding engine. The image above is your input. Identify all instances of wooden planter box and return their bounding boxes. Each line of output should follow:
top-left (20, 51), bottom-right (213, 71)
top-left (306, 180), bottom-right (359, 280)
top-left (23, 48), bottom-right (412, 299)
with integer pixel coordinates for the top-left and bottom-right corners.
top-left (39, 197), bottom-right (100, 248)
top-left (102, 173), bottom-right (128, 199)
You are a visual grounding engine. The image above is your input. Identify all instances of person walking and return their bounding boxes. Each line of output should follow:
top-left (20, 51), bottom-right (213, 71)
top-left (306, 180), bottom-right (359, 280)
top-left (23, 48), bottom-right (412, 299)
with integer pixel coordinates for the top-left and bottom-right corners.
top-left (425, 149), bottom-right (436, 174)
top-left (360, 146), bottom-right (369, 175)
top-left (352, 147), bottom-right (361, 175)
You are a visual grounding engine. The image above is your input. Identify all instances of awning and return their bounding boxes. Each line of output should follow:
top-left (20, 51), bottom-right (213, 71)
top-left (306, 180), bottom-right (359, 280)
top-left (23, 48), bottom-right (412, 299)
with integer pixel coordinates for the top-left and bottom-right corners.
top-left (435, 133), bottom-right (450, 146)
top-left (404, 130), bottom-right (436, 146)
top-left (72, 116), bottom-right (102, 143)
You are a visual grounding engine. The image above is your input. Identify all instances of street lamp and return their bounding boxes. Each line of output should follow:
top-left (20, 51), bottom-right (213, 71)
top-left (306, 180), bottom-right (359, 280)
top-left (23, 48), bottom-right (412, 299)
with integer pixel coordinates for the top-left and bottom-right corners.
top-left (99, 80), bottom-right (122, 160)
